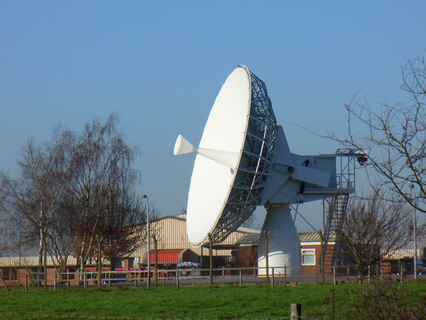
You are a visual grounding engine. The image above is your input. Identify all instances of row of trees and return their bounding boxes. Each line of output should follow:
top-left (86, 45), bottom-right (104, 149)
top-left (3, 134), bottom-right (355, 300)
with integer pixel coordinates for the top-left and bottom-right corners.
top-left (330, 54), bottom-right (426, 281)
top-left (338, 193), bottom-right (412, 281)
top-left (0, 113), bottom-right (150, 276)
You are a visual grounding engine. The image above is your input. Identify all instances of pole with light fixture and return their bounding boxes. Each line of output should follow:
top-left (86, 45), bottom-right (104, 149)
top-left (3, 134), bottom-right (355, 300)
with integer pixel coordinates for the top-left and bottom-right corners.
top-left (142, 194), bottom-right (150, 288)
top-left (410, 185), bottom-right (418, 279)
top-left (414, 206), bottom-right (418, 279)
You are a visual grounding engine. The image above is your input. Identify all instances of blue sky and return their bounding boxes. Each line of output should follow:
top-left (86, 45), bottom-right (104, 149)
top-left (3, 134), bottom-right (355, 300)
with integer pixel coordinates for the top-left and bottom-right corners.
top-left (1, 1), bottom-right (425, 231)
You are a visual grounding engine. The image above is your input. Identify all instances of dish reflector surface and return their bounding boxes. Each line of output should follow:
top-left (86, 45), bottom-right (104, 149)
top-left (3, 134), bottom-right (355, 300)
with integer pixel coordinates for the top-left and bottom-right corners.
top-left (187, 66), bottom-right (277, 246)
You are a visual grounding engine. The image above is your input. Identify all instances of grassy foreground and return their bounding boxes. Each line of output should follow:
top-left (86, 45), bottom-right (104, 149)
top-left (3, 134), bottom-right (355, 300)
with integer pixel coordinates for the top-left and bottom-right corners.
top-left (0, 281), bottom-right (425, 319)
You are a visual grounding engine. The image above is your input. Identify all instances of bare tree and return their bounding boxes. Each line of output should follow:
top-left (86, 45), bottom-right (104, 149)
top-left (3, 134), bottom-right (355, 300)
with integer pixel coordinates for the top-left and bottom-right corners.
top-left (1, 113), bottom-right (146, 280)
top-left (0, 178), bottom-right (33, 260)
top-left (349, 279), bottom-right (426, 320)
top-left (0, 129), bottom-right (74, 280)
top-left (0, 176), bottom-right (16, 257)
top-left (63, 113), bottom-right (142, 274)
top-left (338, 191), bottom-right (411, 282)
top-left (45, 199), bottom-right (78, 274)
top-left (98, 192), bottom-right (145, 270)
top-left (328, 54), bottom-right (426, 212)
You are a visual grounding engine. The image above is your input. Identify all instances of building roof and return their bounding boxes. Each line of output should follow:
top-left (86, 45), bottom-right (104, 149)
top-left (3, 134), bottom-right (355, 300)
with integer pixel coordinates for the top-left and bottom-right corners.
top-left (299, 231), bottom-right (336, 243)
top-left (396, 236), bottom-right (426, 251)
top-left (155, 215), bottom-right (261, 233)
top-left (237, 231), bottom-right (336, 245)
top-left (383, 236), bottom-right (426, 260)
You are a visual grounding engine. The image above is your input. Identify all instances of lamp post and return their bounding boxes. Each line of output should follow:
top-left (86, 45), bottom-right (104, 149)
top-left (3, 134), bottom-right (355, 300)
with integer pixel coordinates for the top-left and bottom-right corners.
top-left (410, 184), bottom-right (418, 279)
top-left (142, 194), bottom-right (151, 288)
top-left (414, 207), bottom-right (418, 280)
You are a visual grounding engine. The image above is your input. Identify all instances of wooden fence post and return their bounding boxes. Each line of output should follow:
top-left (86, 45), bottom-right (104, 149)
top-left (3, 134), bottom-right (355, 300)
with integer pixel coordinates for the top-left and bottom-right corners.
top-left (368, 265), bottom-right (371, 284)
top-left (319, 229), bottom-right (325, 284)
top-left (264, 231), bottom-right (269, 286)
top-left (0, 276), bottom-right (9, 291)
top-left (153, 234), bottom-right (158, 288)
top-left (192, 269), bottom-right (195, 286)
top-left (97, 235), bottom-right (102, 288)
top-left (208, 233), bottom-right (213, 287)
top-left (333, 265), bottom-right (337, 286)
top-left (315, 265), bottom-right (318, 283)
top-left (83, 271), bottom-right (87, 288)
top-left (290, 303), bottom-right (301, 320)
top-left (284, 265), bottom-right (287, 285)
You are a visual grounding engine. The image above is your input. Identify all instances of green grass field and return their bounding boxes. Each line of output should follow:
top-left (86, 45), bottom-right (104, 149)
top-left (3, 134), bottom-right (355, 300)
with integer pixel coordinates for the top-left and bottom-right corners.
top-left (0, 281), bottom-right (425, 320)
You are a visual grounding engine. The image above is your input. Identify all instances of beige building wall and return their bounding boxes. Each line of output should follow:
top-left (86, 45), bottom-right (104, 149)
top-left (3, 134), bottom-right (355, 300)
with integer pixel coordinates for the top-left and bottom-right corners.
top-left (0, 215), bottom-right (260, 268)
top-left (134, 215), bottom-right (260, 263)
top-left (0, 256), bottom-right (79, 268)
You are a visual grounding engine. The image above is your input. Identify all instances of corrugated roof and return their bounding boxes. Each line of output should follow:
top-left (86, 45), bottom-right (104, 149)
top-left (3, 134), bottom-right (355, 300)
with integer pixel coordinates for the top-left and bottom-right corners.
top-left (237, 231), bottom-right (336, 244)
top-left (383, 236), bottom-right (426, 260)
top-left (155, 215), bottom-right (261, 234)
top-left (299, 231), bottom-right (336, 243)
top-left (154, 215), bottom-right (186, 222)
top-left (396, 236), bottom-right (426, 251)
top-left (237, 233), bottom-right (260, 244)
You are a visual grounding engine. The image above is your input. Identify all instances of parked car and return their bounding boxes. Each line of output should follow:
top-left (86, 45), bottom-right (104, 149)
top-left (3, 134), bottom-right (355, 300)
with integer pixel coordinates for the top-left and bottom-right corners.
top-left (177, 261), bottom-right (201, 277)
top-left (102, 272), bottom-right (129, 284)
top-left (397, 257), bottom-right (426, 275)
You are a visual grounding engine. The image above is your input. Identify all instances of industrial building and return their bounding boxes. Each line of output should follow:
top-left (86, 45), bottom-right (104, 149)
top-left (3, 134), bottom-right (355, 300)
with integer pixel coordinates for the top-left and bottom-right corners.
top-left (0, 215), bottom-right (340, 285)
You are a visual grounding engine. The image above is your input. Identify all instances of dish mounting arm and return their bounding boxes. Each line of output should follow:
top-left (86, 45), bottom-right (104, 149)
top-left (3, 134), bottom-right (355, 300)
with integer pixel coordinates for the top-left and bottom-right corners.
top-left (261, 126), bottom-right (332, 205)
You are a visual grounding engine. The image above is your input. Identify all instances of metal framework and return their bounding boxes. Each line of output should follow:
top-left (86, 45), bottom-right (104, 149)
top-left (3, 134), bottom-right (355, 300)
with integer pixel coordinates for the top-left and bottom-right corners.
top-left (322, 148), bottom-right (362, 262)
top-left (211, 69), bottom-right (278, 243)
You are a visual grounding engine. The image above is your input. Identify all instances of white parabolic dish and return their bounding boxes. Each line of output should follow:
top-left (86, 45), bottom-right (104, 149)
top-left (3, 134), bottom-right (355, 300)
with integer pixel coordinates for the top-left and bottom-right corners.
top-left (177, 65), bottom-right (355, 274)
top-left (186, 66), bottom-right (277, 246)
top-left (187, 67), bottom-right (249, 245)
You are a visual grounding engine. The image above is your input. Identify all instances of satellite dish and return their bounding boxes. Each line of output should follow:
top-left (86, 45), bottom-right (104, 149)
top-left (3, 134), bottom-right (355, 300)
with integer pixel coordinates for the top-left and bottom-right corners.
top-left (174, 66), bottom-right (277, 246)
top-left (175, 66), bottom-right (358, 275)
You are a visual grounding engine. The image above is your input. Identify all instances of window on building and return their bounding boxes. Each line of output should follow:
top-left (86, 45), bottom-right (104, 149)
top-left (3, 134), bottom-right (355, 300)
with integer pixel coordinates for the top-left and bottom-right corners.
top-left (131, 257), bottom-right (140, 269)
top-left (1, 268), bottom-right (17, 281)
top-left (301, 249), bottom-right (316, 265)
top-left (67, 267), bottom-right (76, 280)
top-left (114, 259), bottom-right (124, 269)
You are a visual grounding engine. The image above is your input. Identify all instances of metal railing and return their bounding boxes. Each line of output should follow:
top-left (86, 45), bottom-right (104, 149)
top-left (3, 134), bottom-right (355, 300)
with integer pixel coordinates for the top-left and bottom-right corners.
top-left (16, 264), bottom-right (421, 290)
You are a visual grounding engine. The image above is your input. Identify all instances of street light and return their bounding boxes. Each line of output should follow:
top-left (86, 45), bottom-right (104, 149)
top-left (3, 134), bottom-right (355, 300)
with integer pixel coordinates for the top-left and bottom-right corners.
top-left (410, 185), bottom-right (418, 279)
top-left (414, 207), bottom-right (418, 280)
top-left (142, 194), bottom-right (151, 288)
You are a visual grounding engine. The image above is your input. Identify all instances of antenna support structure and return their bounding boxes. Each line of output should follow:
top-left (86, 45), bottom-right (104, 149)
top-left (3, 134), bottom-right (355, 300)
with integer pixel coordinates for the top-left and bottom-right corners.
top-left (174, 66), bottom-right (367, 275)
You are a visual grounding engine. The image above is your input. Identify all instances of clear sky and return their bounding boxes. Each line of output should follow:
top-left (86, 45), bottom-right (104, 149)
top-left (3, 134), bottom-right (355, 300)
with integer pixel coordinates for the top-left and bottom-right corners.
top-left (1, 1), bottom-right (425, 231)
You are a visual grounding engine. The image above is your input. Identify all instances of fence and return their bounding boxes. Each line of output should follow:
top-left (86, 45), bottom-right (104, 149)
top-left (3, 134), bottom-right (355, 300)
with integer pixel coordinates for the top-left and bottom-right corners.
top-left (5, 264), bottom-right (418, 290)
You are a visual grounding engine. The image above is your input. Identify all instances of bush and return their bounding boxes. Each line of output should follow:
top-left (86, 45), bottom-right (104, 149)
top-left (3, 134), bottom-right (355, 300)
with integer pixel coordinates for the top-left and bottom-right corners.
top-left (348, 280), bottom-right (426, 320)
